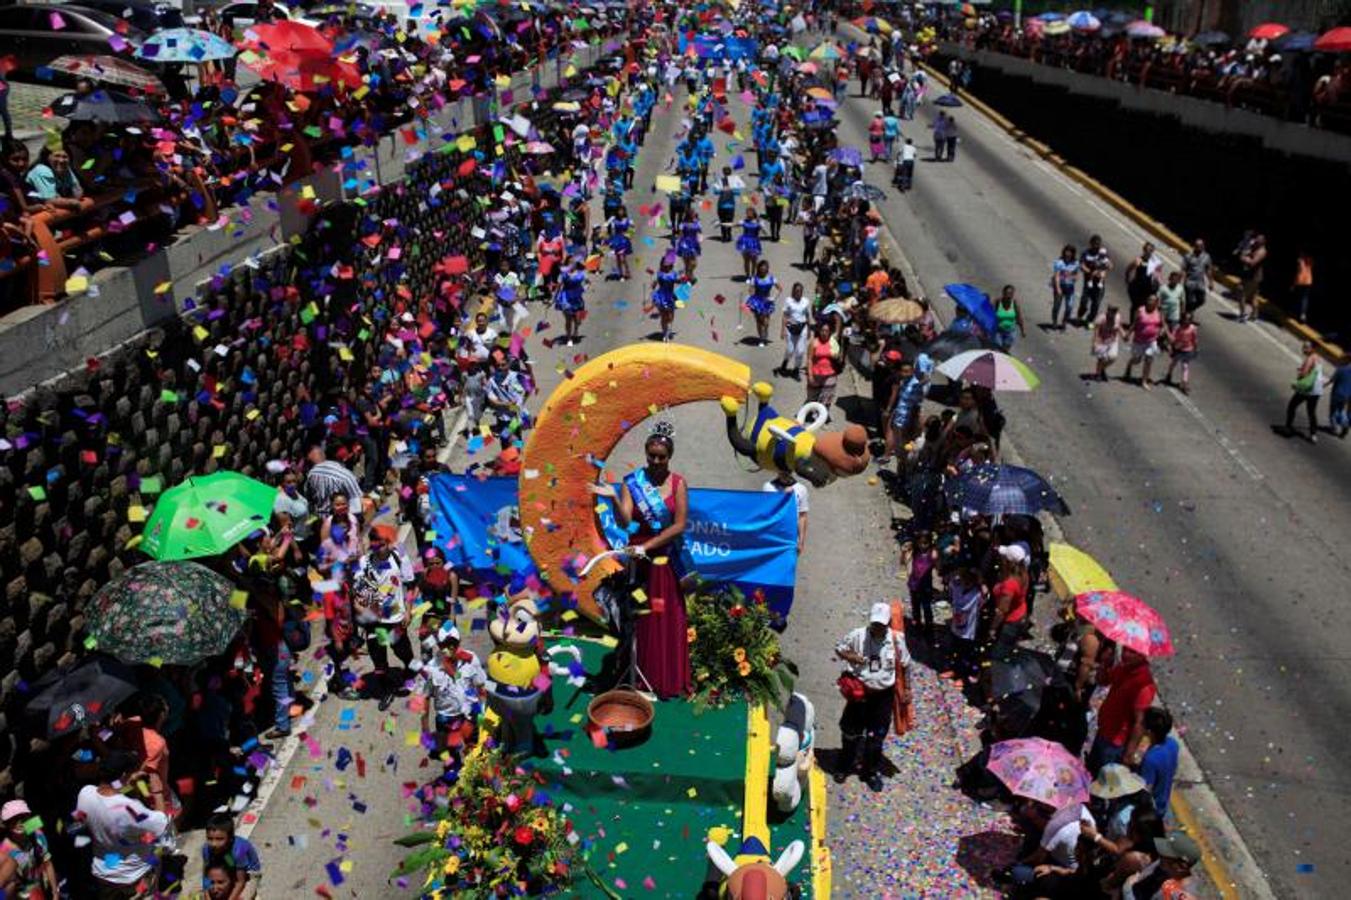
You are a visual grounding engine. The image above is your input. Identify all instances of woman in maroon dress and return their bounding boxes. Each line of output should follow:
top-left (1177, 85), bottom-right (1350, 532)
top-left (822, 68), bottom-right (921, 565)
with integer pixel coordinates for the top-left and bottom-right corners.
top-left (611, 423), bottom-right (693, 699)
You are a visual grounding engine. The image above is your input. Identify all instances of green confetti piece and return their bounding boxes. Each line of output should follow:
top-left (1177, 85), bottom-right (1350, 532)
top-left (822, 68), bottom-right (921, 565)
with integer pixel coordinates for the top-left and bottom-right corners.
top-left (27, 485), bottom-right (46, 501)
top-left (140, 475), bottom-right (163, 494)
top-left (160, 389), bottom-right (178, 403)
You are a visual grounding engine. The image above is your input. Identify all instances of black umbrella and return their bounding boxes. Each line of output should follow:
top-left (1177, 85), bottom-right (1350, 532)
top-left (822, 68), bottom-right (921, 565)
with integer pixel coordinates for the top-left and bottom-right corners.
top-left (989, 649), bottom-right (1061, 737)
top-left (1192, 30), bottom-right (1231, 47)
top-left (51, 89), bottom-right (159, 124)
top-left (843, 182), bottom-right (888, 203)
top-left (24, 656), bottom-right (139, 739)
top-left (921, 328), bottom-right (986, 361)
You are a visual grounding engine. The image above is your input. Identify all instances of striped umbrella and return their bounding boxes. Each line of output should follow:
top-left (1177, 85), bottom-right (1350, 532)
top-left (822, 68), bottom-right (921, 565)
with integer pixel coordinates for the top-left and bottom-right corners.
top-left (49, 55), bottom-right (164, 93)
top-left (304, 459), bottom-right (363, 512)
top-left (1125, 20), bottom-right (1167, 39)
top-left (1075, 590), bottom-right (1174, 657)
top-left (944, 463), bottom-right (1071, 517)
top-left (936, 349), bottom-right (1041, 391)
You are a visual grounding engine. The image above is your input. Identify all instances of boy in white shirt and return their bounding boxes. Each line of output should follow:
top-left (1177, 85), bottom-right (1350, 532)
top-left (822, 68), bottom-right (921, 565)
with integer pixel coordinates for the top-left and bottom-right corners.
top-left (418, 623), bottom-right (486, 764)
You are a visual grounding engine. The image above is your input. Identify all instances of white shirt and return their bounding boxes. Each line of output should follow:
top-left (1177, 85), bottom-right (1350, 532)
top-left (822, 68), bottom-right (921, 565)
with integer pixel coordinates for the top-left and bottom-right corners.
top-left (467, 326), bottom-right (498, 361)
top-left (351, 549), bottom-right (415, 625)
top-left (421, 650), bottom-right (487, 719)
top-left (811, 164), bottom-right (829, 195)
top-left (836, 625), bottom-right (910, 691)
top-left (77, 785), bottom-right (170, 885)
top-left (763, 477), bottom-right (809, 515)
top-left (900, 143), bottom-right (917, 163)
top-left (781, 294), bottom-right (811, 326)
top-left (1040, 803), bottom-right (1095, 869)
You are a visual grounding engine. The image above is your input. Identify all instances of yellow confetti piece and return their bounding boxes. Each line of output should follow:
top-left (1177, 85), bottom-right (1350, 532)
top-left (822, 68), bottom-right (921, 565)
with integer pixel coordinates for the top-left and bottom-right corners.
top-left (405, 730), bottom-right (422, 747)
top-left (632, 588), bottom-right (647, 604)
top-left (245, 408), bottom-right (261, 421)
top-left (65, 275), bottom-right (89, 294)
top-left (127, 504), bottom-right (147, 523)
top-left (580, 391), bottom-right (597, 407)
top-left (147, 656), bottom-right (164, 669)
top-left (456, 133), bottom-right (476, 153)
top-left (708, 826), bottom-right (731, 844)
top-left (153, 281), bottom-right (172, 294)
top-left (213, 444), bottom-right (227, 459)
top-left (686, 787), bottom-right (698, 798)
top-left (615, 842), bottom-right (628, 854)
top-left (192, 325), bottom-right (209, 341)
top-left (338, 346), bottom-right (355, 362)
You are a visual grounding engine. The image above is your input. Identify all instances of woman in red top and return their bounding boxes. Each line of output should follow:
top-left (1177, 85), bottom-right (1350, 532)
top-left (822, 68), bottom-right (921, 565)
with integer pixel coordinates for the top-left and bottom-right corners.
top-left (987, 544), bottom-right (1029, 664)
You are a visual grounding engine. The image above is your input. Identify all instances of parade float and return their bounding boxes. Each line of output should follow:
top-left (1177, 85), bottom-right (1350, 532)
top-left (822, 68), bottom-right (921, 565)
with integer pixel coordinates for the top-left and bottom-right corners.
top-left (401, 344), bottom-right (870, 897)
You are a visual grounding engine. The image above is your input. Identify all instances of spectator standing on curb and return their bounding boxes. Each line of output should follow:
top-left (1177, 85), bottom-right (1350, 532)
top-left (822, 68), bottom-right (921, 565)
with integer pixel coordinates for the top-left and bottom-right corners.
top-left (1236, 231), bottom-right (1267, 323)
top-left (834, 602), bottom-right (912, 792)
top-left (75, 750), bottom-right (171, 899)
top-left (1292, 248), bottom-right (1314, 323)
top-left (1137, 708), bottom-right (1180, 819)
top-left (1088, 647), bottom-right (1157, 775)
top-left (1181, 238), bottom-right (1213, 314)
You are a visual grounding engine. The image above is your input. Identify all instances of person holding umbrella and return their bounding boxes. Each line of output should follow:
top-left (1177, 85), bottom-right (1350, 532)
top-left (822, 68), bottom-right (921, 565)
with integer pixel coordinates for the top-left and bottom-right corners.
top-left (834, 601), bottom-right (912, 791)
top-left (987, 544), bottom-right (1030, 664)
top-left (1088, 646), bottom-right (1157, 774)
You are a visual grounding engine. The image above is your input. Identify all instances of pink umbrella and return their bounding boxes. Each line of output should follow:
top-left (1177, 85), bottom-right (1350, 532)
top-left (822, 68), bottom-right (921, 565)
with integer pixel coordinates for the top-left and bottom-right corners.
top-left (1074, 590), bottom-right (1174, 658)
top-left (987, 737), bottom-right (1091, 809)
top-left (1248, 22), bottom-right (1290, 41)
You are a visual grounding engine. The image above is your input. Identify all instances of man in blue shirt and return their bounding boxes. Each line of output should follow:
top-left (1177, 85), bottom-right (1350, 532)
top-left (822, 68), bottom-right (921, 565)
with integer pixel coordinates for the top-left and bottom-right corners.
top-left (1138, 707), bottom-right (1179, 818)
top-left (695, 128), bottom-right (716, 192)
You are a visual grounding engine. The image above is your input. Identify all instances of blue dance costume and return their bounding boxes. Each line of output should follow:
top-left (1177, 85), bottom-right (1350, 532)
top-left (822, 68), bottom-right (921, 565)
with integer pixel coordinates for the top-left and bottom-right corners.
top-left (676, 220), bottom-right (702, 259)
top-left (556, 269), bottom-right (586, 313)
top-left (737, 218), bottom-right (763, 257)
top-left (652, 270), bottom-right (679, 311)
top-left (747, 274), bottom-right (777, 316)
top-left (608, 217), bottom-right (632, 255)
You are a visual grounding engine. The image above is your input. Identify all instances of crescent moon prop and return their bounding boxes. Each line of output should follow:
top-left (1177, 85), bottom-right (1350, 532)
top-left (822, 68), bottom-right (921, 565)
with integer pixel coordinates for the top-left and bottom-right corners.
top-left (519, 343), bottom-right (751, 623)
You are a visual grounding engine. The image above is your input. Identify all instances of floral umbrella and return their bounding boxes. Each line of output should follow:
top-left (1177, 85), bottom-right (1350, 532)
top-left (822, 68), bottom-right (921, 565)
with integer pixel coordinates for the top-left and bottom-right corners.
top-left (937, 349), bottom-right (1041, 391)
top-left (987, 737), bottom-right (1091, 808)
top-left (1074, 590), bottom-right (1174, 657)
top-left (140, 470), bottom-right (278, 560)
top-left (86, 561), bottom-right (247, 665)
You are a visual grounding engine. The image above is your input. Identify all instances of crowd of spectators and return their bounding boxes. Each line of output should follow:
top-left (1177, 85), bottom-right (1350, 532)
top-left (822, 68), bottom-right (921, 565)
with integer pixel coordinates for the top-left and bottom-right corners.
top-left (936, 13), bottom-right (1351, 131)
top-left (0, 3), bottom-right (628, 310)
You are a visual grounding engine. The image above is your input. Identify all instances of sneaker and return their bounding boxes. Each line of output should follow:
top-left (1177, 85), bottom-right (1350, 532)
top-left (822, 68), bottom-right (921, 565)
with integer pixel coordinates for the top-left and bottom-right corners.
top-left (1309, 432), bottom-right (1318, 444)
top-left (1236, 314), bottom-right (1248, 323)
top-left (337, 687), bottom-right (362, 701)
top-left (263, 727), bottom-right (291, 741)
top-left (865, 774), bottom-right (885, 792)
top-left (378, 693), bottom-right (397, 712)
top-left (832, 770), bottom-right (849, 785)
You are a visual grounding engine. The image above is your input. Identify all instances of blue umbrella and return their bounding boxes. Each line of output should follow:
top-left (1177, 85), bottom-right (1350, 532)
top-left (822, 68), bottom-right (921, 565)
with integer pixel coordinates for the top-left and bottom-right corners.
top-left (1037, 12), bottom-right (1065, 22)
top-left (136, 28), bottom-right (238, 63)
top-left (934, 93), bottom-right (964, 107)
top-left (1067, 11), bottom-right (1101, 31)
top-left (828, 146), bottom-right (863, 167)
top-left (944, 282), bottom-right (997, 335)
top-left (944, 464), bottom-right (1071, 517)
top-left (1274, 31), bottom-right (1317, 52)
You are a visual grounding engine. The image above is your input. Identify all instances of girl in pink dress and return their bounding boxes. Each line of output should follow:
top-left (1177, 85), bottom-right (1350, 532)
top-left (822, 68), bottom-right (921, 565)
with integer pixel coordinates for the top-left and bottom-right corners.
top-left (611, 422), bottom-right (693, 699)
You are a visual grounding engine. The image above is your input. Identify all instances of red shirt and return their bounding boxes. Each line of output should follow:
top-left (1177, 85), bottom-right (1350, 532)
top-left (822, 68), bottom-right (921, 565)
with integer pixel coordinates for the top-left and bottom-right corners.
top-left (1097, 660), bottom-right (1157, 748)
top-left (993, 576), bottom-right (1027, 624)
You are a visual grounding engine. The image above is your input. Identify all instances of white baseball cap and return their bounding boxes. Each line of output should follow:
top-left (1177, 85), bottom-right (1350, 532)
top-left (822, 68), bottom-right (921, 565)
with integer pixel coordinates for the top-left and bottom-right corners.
top-left (869, 601), bottom-right (892, 625)
top-left (997, 545), bottom-right (1029, 565)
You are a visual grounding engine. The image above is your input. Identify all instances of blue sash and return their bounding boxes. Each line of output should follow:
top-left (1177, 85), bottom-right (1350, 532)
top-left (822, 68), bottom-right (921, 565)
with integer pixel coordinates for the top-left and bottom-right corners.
top-left (623, 469), bottom-right (696, 579)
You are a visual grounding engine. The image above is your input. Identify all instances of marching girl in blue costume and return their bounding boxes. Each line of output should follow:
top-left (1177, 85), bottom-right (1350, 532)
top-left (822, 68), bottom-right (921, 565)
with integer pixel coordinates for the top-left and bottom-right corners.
top-left (606, 205), bottom-right (633, 281)
top-left (554, 257), bottom-right (588, 346)
top-left (744, 258), bottom-right (782, 346)
top-left (651, 257), bottom-right (680, 342)
top-left (737, 206), bottom-right (763, 280)
top-left (675, 207), bottom-right (702, 282)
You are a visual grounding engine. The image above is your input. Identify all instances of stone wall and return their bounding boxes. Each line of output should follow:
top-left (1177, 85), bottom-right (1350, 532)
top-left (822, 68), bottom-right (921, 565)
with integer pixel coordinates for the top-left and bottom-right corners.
top-left (0, 109), bottom-right (549, 793)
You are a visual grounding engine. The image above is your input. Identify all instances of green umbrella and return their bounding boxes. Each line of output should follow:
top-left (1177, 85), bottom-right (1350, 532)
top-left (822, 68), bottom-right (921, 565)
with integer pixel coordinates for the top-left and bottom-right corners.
top-left (141, 470), bottom-right (278, 561)
top-left (782, 46), bottom-right (805, 61)
top-left (87, 561), bottom-right (248, 665)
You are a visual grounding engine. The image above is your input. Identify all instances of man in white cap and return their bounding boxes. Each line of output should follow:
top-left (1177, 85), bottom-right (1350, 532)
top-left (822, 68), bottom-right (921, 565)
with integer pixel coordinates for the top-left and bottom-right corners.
top-left (417, 622), bottom-right (486, 765)
top-left (834, 601), bottom-right (912, 791)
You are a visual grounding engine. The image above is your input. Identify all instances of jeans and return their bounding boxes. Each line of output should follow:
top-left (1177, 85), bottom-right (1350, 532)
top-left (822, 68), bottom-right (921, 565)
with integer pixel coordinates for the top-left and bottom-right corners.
top-left (1183, 284), bottom-right (1207, 313)
top-left (1330, 394), bottom-right (1350, 431)
top-left (944, 136), bottom-right (957, 160)
top-left (1087, 733), bottom-right (1125, 775)
top-left (993, 329), bottom-right (1016, 352)
top-left (267, 641), bottom-right (293, 733)
top-left (1051, 286), bottom-right (1075, 326)
top-left (1078, 283), bottom-right (1105, 323)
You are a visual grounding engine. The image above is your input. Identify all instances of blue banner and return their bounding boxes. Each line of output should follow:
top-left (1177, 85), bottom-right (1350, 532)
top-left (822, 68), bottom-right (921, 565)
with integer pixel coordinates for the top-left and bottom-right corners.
top-left (426, 474), bottom-right (799, 621)
top-left (678, 33), bottom-right (760, 62)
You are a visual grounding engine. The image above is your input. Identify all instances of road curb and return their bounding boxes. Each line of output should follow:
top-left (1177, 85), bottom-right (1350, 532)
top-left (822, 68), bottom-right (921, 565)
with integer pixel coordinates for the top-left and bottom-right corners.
top-left (916, 58), bottom-right (1345, 364)
top-left (832, 32), bottom-right (1275, 896)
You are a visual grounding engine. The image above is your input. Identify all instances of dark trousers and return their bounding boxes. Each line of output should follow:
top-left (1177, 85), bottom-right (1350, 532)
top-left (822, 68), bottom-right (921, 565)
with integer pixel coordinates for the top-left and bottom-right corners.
top-left (1184, 284), bottom-right (1206, 313)
top-left (910, 581), bottom-right (934, 634)
top-left (839, 687), bottom-right (892, 777)
top-left (766, 204), bottom-right (783, 241)
top-left (1077, 283), bottom-right (1105, 323)
top-left (1286, 393), bottom-right (1319, 434)
top-left (802, 237), bottom-right (818, 266)
top-left (362, 624), bottom-right (414, 697)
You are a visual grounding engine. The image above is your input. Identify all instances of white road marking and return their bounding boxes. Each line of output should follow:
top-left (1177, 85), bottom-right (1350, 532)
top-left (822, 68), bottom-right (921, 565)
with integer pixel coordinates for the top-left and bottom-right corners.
top-left (1167, 385), bottom-right (1266, 482)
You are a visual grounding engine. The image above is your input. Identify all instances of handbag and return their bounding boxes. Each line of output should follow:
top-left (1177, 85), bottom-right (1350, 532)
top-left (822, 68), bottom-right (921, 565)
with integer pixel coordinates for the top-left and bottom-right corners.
top-left (837, 672), bottom-right (866, 702)
top-left (1293, 368), bottom-right (1318, 394)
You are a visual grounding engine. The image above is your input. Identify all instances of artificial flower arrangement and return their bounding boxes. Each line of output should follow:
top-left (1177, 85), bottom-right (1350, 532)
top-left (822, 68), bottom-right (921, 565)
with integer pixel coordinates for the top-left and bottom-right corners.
top-left (686, 584), bottom-right (798, 713)
top-left (394, 746), bottom-right (577, 898)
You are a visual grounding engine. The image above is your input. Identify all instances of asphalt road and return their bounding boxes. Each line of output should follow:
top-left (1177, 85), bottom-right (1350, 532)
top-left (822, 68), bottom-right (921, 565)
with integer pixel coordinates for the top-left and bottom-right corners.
top-left (236, 68), bottom-right (916, 898)
top-left (824, 71), bottom-right (1351, 897)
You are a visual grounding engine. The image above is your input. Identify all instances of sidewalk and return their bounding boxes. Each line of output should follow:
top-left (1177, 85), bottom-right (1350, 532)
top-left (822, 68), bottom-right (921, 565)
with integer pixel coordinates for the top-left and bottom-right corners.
top-left (5, 80), bottom-right (68, 141)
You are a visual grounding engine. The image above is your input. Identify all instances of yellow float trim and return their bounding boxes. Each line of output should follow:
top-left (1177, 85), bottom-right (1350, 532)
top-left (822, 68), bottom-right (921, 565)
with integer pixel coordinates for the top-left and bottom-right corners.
top-left (738, 702), bottom-right (772, 865)
top-left (809, 764), bottom-right (832, 899)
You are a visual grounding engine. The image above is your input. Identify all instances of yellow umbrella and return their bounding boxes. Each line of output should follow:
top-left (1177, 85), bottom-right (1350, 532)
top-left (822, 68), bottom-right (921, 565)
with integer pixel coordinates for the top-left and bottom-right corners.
top-left (1048, 542), bottom-right (1117, 600)
top-left (806, 86), bottom-right (833, 99)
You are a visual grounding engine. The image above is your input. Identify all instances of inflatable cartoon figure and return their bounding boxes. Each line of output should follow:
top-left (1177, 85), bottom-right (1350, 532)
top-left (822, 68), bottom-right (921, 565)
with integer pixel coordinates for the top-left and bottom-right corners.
top-left (484, 595), bottom-right (580, 754)
top-left (771, 693), bottom-right (816, 814)
top-left (722, 382), bottom-right (871, 487)
top-left (706, 837), bottom-right (805, 900)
